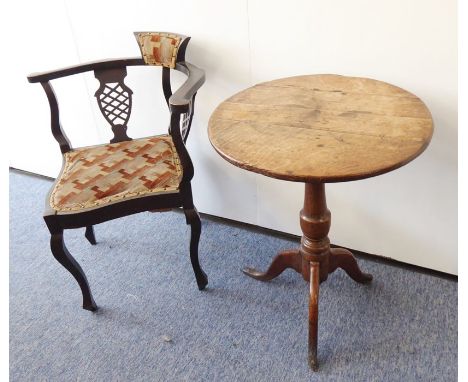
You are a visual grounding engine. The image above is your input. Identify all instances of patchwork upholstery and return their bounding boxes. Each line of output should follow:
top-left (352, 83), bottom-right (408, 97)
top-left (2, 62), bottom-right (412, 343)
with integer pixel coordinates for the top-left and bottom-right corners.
top-left (134, 32), bottom-right (182, 68)
top-left (50, 135), bottom-right (182, 212)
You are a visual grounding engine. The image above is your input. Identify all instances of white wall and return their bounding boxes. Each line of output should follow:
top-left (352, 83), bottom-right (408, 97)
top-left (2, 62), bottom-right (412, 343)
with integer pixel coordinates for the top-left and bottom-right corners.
top-left (8, 0), bottom-right (457, 274)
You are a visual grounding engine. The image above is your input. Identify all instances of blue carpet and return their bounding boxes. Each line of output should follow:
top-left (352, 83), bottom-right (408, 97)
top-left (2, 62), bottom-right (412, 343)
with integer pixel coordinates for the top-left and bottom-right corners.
top-left (9, 170), bottom-right (457, 381)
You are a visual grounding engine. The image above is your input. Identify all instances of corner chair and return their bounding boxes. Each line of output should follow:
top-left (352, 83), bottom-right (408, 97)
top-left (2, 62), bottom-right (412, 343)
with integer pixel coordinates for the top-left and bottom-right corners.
top-left (27, 32), bottom-right (207, 311)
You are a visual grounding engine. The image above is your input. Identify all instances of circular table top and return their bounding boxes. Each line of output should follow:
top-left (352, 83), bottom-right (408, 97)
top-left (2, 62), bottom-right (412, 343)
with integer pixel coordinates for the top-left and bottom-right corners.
top-left (208, 74), bottom-right (433, 183)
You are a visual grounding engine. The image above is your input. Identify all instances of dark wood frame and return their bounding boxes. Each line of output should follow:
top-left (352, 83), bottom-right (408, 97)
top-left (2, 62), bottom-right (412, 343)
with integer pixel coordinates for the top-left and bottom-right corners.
top-left (27, 35), bottom-right (207, 312)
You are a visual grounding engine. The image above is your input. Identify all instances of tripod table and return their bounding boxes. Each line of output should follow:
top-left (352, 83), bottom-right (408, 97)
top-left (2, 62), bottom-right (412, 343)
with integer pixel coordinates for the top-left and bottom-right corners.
top-left (208, 74), bottom-right (433, 370)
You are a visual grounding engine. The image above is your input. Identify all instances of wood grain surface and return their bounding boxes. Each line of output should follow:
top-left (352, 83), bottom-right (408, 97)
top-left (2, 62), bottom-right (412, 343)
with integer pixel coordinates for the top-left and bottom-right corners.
top-left (208, 74), bottom-right (433, 183)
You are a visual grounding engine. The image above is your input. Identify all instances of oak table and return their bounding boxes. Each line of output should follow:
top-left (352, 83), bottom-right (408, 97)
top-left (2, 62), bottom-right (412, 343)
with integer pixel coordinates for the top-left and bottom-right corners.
top-left (207, 74), bottom-right (433, 370)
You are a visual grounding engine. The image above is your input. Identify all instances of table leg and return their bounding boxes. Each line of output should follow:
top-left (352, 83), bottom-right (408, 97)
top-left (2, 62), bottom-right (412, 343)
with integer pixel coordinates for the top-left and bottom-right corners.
top-left (242, 249), bottom-right (301, 281)
top-left (309, 261), bottom-right (320, 371)
top-left (329, 247), bottom-right (373, 283)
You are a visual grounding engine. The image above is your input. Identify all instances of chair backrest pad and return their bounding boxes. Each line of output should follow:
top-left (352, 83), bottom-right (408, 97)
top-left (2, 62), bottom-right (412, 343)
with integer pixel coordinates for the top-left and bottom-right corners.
top-left (134, 32), bottom-right (185, 69)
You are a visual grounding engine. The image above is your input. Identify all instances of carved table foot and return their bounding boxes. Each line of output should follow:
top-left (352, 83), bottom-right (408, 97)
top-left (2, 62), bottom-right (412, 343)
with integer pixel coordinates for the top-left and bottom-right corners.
top-left (329, 247), bottom-right (373, 283)
top-left (242, 249), bottom-right (301, 281)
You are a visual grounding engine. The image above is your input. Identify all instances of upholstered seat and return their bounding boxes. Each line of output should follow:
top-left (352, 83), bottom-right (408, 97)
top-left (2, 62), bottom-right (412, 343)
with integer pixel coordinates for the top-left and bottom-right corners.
top-left (50, 135), bottom-right (182, 212)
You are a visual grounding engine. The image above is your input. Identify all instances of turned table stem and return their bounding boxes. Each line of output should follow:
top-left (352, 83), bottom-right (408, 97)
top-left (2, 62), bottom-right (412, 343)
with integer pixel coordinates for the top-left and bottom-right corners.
top-left (300, 183), bottom-right (331, 282)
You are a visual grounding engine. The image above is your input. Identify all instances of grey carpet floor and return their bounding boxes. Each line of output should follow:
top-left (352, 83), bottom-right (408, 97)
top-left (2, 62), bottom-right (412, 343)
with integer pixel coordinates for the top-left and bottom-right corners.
top-left (9, 170), bottom-right (457, 381)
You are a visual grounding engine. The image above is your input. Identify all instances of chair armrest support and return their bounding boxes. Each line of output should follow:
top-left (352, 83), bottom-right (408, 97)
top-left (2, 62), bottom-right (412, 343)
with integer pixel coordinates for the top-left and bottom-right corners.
top-left (27, 57), bottom-right (145, 83)
top-left (41, 81), bottom-right (72, 153)
top-left (169, 62), bottom-right (205, 113)
top-left (170, 112), bottom-right (194, 183)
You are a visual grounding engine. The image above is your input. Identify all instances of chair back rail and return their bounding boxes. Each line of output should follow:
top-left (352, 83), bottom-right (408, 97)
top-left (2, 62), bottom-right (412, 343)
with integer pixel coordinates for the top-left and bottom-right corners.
top-left (31, 61), bottom-right (203, 183)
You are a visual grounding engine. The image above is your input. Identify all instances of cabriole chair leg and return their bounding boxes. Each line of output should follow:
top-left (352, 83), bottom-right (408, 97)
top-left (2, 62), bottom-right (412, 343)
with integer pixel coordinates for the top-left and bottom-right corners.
top-left (50, 230), bottom-right (97, 311)
top-left (184, 207), bottom-right (208, 290)
top-left (85, 225), bottom-right (97, 245)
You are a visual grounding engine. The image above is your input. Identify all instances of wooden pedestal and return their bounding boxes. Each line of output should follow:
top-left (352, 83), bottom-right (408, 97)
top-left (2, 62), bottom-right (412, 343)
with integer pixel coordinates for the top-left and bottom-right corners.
top-left (243, 183), bottom-right (372, 370)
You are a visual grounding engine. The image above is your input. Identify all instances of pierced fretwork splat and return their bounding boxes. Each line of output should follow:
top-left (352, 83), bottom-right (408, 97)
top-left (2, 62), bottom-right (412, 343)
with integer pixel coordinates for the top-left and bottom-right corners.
top-left (94, 68), bottom-right (133, 143)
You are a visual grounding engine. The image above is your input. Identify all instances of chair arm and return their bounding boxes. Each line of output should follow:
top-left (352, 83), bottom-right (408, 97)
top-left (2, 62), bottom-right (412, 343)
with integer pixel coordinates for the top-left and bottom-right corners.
top-left (27, 57), bottom-right (145, 83)
top-left (169, 62), bottom-right (205, 113)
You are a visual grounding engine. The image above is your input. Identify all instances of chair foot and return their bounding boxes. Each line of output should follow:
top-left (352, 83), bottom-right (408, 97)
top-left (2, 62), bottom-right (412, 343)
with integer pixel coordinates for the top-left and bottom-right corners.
top-left (184, 208), bottom-right (208, 290)
top-left (196, 273), bottom-right (209, 291)
top-left (50, 230), bottom-right (98, 311)
top-left (85, 226), bottom-right (97, 245)
top-left (83, 300), bottom-right (98, 311)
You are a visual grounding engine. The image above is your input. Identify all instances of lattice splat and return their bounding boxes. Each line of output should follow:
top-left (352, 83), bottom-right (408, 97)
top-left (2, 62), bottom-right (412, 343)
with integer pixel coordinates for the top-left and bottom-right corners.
top-left (181, 98), bottom-right (193, 142)
top-left (94, 68), bottom-right (133, 143)
top-left (98, 82), bottom-right (131, 126)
